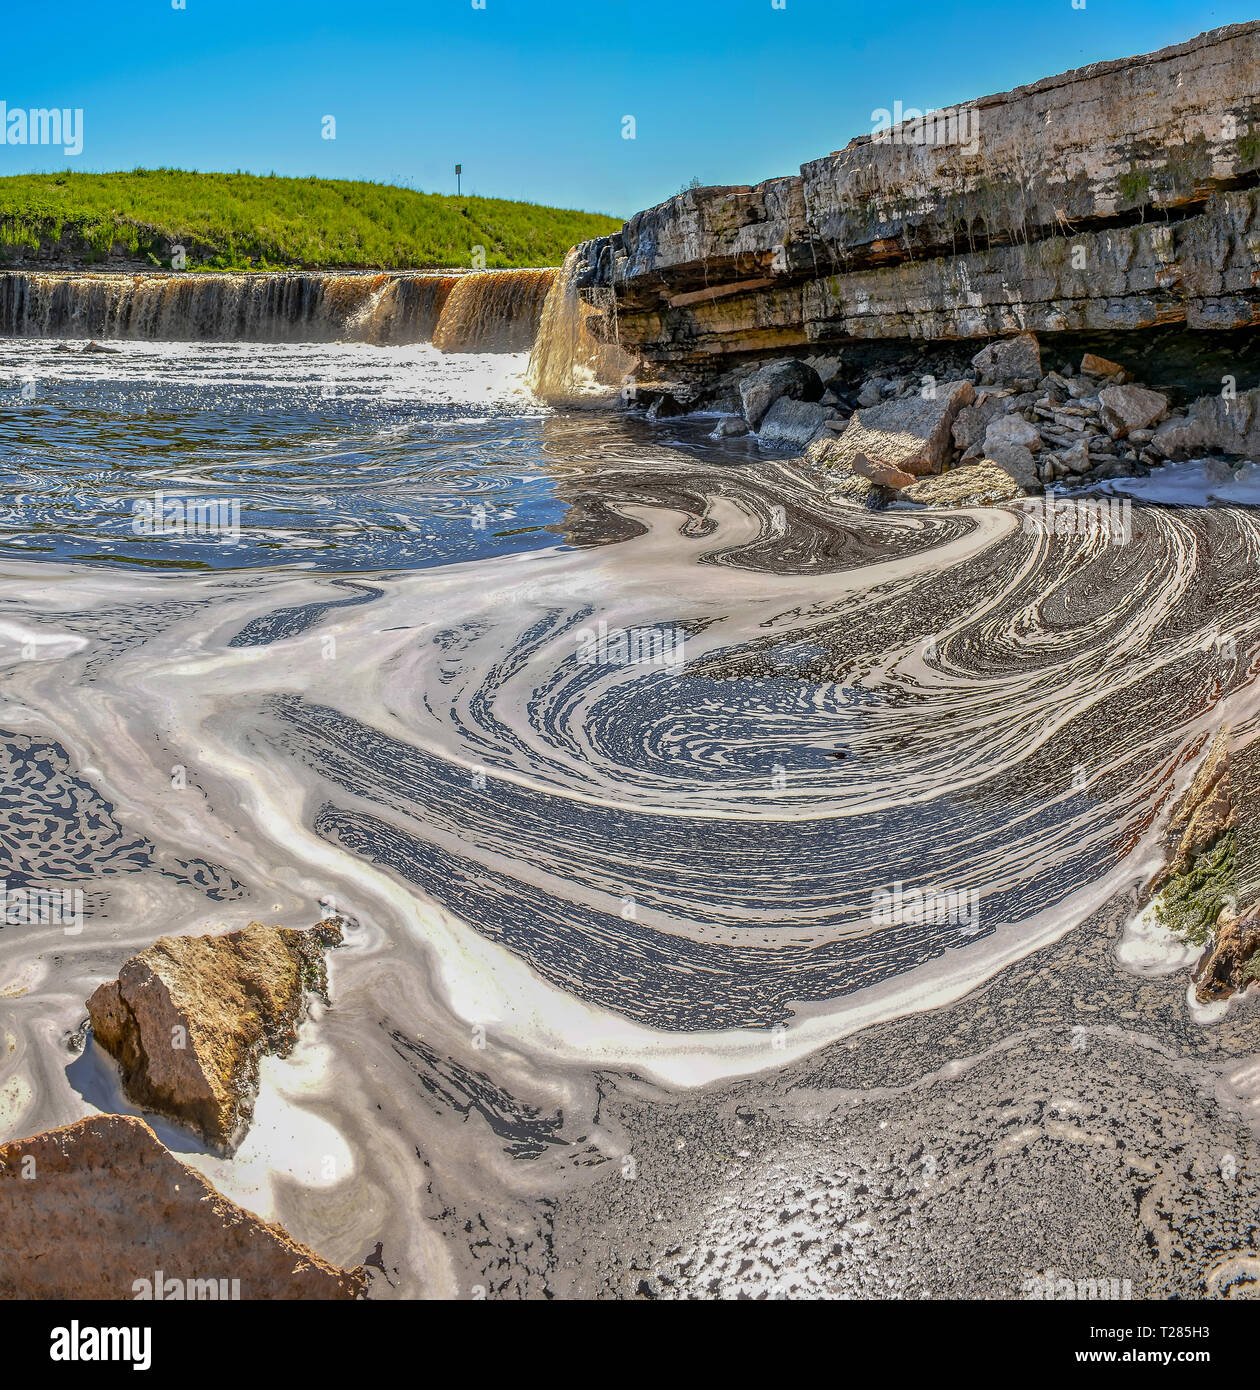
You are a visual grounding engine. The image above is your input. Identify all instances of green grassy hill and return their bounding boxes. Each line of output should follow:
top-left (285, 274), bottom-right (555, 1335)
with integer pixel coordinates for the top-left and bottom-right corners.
top-left (0, 169), bottom-right (623, 270)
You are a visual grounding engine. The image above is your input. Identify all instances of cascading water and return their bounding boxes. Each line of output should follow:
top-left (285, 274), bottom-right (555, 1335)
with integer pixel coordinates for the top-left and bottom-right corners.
top-left (0, 267), bottom-right (552, 351)
top-left (526, 244), bottom-right (634, 405)
top-left (365, 274), bottom-right (459, 345)
top-left (430, 268), bottom-right (555, 353)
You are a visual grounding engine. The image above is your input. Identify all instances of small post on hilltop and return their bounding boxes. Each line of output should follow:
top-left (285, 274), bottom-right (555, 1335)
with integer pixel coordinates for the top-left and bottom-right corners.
top-left (455, 163), bottom-right (462, 197)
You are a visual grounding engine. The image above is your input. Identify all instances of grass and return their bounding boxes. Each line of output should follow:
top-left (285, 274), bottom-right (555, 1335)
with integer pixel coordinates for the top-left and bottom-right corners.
top-left (1154, 832), bottom-right (1235, 946)
top-left (0, 169), bottom-right (623, 271)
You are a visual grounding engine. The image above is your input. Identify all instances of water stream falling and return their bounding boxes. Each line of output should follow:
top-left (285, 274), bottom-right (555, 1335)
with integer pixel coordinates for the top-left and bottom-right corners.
top-left (0, 267), bottom-right (554, 349)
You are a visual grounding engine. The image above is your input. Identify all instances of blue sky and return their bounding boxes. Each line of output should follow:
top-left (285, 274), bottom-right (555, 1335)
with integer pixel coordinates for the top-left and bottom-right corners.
top-left (1, 0), bottom-right (1253, 217)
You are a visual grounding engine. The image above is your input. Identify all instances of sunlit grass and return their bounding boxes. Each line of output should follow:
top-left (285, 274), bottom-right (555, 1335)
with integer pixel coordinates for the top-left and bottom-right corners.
top-left (0, 169), bottom-right (622, 270)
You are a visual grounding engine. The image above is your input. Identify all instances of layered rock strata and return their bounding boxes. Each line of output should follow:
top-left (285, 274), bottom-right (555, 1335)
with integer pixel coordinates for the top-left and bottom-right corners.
top-left (575, 24), bottom-right (1259, 369)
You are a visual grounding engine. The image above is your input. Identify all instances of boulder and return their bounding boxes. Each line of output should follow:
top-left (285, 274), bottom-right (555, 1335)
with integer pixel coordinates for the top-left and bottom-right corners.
top-left (1192, 906), bottom-right (1260, 1004)
top-left (1059, 440), bottom-right (1093, 475)
top-left (851, 454), bottom-right (916, 489)
top-left (984, 442), bottom-right (1040, 489)
top-left (804, 435), bottom-right (891, 508)
top-left (815, 379), bottom-right (974, 477)
top-left (757, 396), bottom-right (834, 447)
top-left (857, 378), bottom-right (890, 408)
top-left (952, 390), bottom-right (1014, 451)
top-left (984, 414), bottom-right (1042, 452)
top-left (710, 415), bottom-right (750, 439)
top-left (88, 918), bottom-right (344, 1153)
top-left (1080, 352), bottom-right (1129, 380)
top-left (0, 1115), bottom-right (366, 1300)
top-left (971, 333), bottom-right (1041, 386)
top-left (1097, 384), bottom-right (1169, 437)
top-left (897, 460), bottom-right (1023, 507)
top-left (1149, 388), bottom-right (1260, 461)
top-left (739, 359), bottom-right (824, 428)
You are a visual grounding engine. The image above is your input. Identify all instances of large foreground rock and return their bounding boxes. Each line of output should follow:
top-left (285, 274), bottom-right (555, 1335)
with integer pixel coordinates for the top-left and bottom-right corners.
top-left (0, 1115), bottom-right (365, 1299)
top-left (88, 918), bottom-right (344, 1152)
top-left (813, 380), bottom-right (974, 476)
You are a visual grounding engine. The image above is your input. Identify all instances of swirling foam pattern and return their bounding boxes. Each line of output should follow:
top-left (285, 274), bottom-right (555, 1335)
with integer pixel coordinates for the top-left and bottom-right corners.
top-left (0, 338), bottom-right (1257, 1289)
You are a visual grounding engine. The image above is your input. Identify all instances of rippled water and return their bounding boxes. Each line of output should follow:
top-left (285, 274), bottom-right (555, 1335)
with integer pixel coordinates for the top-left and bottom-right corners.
top-left (2, 336), bottom-right (1258, 1294)
top-left (0, 339), bottom-right (576, 569)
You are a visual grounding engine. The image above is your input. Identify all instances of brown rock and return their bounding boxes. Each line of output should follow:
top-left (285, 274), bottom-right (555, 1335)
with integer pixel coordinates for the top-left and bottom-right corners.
top-left (1192, 906), bottom-right (1260, 1004)
top-left (817, 379), bottom-right (974, 477)
top-left (851, 453), bottom-right (916, 489)
top-left (1080, 352), bottom-right (1129, 380)
top-left (0, 1115), bottom-right (366, 1300)
top-left (88, 918), bottom-right (344, 1152)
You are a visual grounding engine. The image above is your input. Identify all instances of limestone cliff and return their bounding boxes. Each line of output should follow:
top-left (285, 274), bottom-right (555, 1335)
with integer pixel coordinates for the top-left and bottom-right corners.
top-left (577, 23), bottom-right (1260, 372)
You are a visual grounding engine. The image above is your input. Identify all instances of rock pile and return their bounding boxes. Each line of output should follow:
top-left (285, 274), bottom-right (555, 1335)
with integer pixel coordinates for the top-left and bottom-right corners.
top-left (637, 330), bottom-right (1257, 506)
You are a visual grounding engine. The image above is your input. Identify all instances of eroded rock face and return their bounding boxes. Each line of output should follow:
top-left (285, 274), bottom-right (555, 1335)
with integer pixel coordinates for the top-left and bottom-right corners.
top-left (1148, 729), bottom-right (1235, 896)
top-left (88, 918), bottom-right (343, 1152)
top-left (577, 24), bottom-right (1259, 366)
top-left (0, 1115), bottom-right (366, 1300)
top-left (1142, 727), bottom-right (1254, 1004)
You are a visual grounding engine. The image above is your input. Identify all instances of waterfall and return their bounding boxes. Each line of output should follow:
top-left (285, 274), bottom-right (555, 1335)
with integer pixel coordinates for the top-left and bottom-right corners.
top-left (430, 269), bottom-right (555, 353)
top-left (0, 269), bottom-right (529, 349)
top-left (363, 275), bottom-right (459, 345)
top-left (525, 245), bottom-right (633, 405)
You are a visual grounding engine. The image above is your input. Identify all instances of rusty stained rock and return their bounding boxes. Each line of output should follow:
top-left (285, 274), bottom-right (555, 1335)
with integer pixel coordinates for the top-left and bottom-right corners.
top-left (0, 1114), bottom-right (366, 1300)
